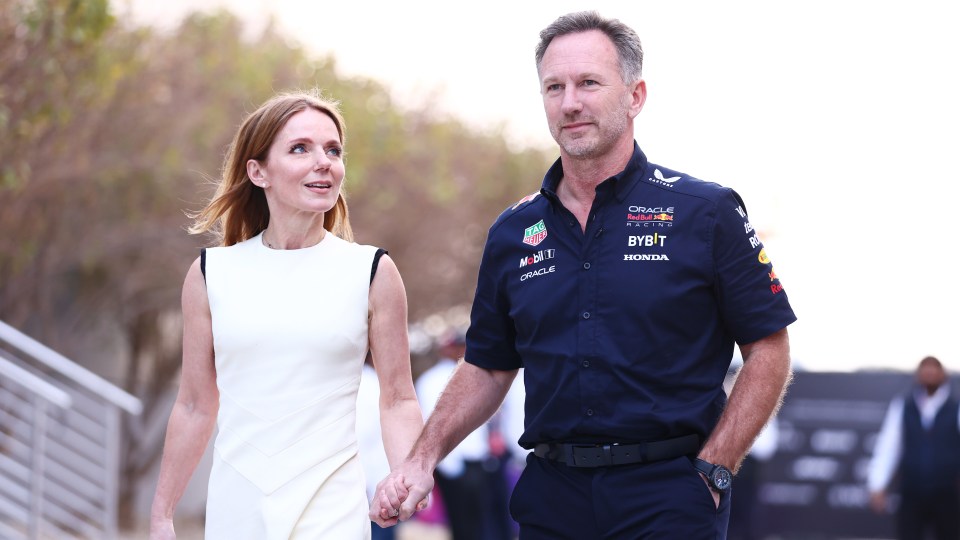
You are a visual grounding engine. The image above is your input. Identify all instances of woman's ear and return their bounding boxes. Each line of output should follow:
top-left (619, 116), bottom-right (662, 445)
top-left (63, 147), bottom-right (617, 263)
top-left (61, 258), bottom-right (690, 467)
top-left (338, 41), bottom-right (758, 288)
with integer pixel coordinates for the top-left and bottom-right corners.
top-left (247, 159), bottom-right (268, 188)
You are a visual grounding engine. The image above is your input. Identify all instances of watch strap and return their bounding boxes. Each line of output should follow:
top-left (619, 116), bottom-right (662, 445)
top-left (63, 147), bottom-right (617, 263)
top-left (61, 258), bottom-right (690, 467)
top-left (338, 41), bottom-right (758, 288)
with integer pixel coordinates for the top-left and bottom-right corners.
top-left (694, 458), bottom-right (731, 492)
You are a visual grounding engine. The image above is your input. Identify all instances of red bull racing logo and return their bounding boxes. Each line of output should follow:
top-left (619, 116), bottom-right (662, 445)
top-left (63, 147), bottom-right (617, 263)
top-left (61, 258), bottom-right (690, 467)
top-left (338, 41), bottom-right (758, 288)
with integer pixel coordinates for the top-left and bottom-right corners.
top-left (626, 206), bottom-right (674, 228)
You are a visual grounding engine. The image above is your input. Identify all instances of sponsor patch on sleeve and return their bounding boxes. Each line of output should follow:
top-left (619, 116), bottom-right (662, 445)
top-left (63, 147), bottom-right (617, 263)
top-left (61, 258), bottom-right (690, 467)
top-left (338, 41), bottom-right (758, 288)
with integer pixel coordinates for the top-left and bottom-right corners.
top-left (511, 192), bottom-right (540, 210)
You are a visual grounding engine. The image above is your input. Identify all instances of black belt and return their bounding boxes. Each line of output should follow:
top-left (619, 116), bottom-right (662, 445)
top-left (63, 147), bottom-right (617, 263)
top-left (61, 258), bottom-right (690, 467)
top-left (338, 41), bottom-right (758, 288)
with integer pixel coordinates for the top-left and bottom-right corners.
top-left (533, 434), bottom-right (700, 468)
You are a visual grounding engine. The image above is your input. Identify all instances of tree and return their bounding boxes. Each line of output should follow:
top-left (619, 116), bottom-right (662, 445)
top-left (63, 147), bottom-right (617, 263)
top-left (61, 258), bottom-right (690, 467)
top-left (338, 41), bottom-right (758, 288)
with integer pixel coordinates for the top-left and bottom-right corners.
top-left (0, 0), bottom-right (550, 524)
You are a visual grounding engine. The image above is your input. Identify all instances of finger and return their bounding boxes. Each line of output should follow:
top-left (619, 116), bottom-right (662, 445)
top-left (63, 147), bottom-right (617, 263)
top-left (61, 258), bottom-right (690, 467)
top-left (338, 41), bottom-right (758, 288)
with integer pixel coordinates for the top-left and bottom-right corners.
top-left (370, 512), bottom-right (398, 528)
top-left (395, 477), bottom-right (410, 501)
top-left (376, 491), bottom-right (403, 522)
top-left (398, 484), bottom-right (433, 521)
top-left (380, 505), bottom-right (399, 521)
top-left (388, 475), bottom-right (409, 503)
top-left (379, 480), bottom-right (405, 511)
top-left (376, 491), bottom-right (398, 521)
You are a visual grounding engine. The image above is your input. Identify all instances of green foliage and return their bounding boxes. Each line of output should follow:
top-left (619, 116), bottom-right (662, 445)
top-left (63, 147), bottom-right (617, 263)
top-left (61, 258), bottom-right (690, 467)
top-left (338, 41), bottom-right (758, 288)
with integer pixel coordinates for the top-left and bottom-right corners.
top-left (1, 0), bottom-right (552, 362)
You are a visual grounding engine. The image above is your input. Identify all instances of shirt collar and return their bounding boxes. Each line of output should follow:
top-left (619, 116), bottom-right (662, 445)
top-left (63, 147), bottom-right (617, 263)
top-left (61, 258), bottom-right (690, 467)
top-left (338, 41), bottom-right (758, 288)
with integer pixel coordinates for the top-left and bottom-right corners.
top-left (914, 383), bottom-right (951, 409)
top-left (539, 142), bottom-right (649, 204)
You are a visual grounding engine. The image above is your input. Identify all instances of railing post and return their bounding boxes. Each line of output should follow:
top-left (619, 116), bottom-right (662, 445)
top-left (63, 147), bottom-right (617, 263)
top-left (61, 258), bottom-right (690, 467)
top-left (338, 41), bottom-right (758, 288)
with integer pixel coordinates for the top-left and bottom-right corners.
top-left (1, 321), bottom-right (141, 538)
top-left (104, 405), bottom-right (122, 540)
top-left (29, 397), bottom-right (49, 540)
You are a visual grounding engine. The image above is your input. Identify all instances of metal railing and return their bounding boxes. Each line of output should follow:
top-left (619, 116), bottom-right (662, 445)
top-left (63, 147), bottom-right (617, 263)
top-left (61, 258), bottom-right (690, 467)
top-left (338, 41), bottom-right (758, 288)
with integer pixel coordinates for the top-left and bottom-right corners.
top-left (0, 320), bottom-right (142, 539)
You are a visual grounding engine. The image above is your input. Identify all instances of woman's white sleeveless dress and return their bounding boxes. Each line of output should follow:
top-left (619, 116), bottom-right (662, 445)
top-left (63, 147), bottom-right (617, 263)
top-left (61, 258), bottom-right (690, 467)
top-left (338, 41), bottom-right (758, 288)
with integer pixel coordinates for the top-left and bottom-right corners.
top-left (202, 232), bottom-right (378, 539)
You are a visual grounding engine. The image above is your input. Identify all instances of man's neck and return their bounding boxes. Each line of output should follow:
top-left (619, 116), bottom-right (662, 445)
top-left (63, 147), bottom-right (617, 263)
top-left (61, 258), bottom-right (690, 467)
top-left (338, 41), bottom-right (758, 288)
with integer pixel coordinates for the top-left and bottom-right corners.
top-left (557, 139), bottom-right (634, 228)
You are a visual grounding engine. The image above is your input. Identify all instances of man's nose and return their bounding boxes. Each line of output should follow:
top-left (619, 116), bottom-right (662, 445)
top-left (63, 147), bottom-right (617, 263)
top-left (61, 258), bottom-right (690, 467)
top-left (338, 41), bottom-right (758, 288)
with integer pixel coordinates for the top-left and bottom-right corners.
top-left (560, 87), bottom-right (583, 115)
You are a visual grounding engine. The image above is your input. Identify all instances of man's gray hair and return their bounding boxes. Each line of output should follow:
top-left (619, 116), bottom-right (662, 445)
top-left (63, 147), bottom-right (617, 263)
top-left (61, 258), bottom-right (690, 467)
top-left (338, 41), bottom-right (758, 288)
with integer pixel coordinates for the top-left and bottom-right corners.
top-left (535, 11), bottom-right (644, 84)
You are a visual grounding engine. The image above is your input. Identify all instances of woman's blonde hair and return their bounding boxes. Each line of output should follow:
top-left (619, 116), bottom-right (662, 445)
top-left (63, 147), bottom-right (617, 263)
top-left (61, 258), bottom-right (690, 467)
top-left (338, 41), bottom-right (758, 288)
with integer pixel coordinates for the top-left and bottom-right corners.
top-left (190, 91), bottom-right (353, 245)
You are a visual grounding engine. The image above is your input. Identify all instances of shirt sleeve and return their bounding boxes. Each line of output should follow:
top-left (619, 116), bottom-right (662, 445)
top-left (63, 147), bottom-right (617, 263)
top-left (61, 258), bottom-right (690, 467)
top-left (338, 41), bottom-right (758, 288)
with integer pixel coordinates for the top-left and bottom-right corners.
top-left (712, 189), bottom-right (797, 344)
top-left (867, 397), bottom-right (904, 492)
top-left (464, 226), bottom-right (522, 370)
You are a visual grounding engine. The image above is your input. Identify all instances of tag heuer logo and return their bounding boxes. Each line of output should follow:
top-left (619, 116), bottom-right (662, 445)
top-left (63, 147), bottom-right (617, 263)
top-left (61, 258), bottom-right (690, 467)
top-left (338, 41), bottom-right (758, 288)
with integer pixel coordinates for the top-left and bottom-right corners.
top-left (523, 220), bottom-right (548, 246)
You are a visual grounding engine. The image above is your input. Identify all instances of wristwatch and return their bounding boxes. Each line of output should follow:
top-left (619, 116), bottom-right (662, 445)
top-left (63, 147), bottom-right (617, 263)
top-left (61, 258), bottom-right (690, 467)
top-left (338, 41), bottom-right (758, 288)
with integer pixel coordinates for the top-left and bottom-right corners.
top-left (694, 458), bottom-right (733, 493)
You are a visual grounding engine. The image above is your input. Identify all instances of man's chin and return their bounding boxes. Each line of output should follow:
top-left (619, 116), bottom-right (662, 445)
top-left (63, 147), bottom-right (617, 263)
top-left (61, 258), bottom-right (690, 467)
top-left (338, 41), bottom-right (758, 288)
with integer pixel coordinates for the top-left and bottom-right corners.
top-left (558, 133), bottom-right (595, 154)
top-left (561, 142), bottom-right (601, 159)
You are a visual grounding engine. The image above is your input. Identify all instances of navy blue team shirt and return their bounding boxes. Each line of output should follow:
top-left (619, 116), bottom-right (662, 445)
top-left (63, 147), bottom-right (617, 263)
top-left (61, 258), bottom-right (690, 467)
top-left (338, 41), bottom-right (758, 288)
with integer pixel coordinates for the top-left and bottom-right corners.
top-left (464, 142), bottom-right (797, 450)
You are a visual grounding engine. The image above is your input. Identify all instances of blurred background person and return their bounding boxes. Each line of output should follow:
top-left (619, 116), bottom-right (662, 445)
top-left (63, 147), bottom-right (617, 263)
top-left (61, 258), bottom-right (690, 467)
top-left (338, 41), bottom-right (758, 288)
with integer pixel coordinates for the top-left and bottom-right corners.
top-left (416, 329), bottom-right (512, 539)
top-left (868, 356), bottom-right (960, 540)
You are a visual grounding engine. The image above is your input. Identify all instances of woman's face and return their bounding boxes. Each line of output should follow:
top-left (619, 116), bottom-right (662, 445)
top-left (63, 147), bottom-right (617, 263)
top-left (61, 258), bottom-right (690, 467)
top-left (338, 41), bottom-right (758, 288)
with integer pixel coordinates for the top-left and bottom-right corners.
top-left (249, 107), bottom-right (345, 220)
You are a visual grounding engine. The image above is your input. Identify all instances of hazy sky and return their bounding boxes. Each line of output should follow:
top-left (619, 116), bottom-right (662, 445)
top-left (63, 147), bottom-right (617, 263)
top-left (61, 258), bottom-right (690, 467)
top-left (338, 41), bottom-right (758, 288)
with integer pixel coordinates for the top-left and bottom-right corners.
top-left (116, 0), bottom-right (960, 373)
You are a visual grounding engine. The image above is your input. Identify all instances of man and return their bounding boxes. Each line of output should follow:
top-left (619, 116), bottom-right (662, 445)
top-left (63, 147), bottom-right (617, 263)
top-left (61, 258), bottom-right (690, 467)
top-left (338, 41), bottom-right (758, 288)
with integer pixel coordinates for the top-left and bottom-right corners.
top-left (868, 356), bottom-right (960, 540)
top-left (372, 11), bottom-right (796, 538)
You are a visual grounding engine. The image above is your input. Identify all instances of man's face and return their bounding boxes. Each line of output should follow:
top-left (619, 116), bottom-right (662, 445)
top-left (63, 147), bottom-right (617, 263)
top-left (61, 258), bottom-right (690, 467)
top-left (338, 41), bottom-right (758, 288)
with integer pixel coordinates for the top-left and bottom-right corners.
top-left (538, 30), bottom-right (644, 160)
top-left (917, 362), bottom-right (947, 394)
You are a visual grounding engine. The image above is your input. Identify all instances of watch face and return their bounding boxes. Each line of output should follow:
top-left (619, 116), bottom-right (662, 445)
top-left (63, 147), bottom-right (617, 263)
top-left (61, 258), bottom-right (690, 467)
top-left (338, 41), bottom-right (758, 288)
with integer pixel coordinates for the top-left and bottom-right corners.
top-left (713, 467), bottom-right (732, 490)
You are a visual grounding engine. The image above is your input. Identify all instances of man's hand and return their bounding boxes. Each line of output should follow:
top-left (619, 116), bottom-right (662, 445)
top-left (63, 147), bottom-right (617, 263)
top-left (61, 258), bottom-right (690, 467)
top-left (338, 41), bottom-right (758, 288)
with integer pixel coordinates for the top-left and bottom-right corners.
top-left (697, 474), bottom-right (721, 510)
top-left (369, 461), bottom-right (434, 527)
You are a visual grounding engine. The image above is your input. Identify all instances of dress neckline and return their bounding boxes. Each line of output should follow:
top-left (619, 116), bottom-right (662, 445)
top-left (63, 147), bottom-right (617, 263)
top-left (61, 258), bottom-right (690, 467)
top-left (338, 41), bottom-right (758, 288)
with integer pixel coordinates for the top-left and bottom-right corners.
top-left (254, 230), bottom-right (334, 252)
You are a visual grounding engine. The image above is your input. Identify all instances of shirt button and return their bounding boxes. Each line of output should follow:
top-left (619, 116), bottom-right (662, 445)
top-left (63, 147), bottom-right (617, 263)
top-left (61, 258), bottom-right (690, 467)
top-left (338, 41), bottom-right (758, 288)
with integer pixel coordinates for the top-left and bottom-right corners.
top-left (582, 360), bottom-right (590, 368)
top-left (582, 312), bottom-right (590, 319)
top-left (583, 262), bottom-right (591, 270)
top-left (586, 409), bottom-right (594, 416)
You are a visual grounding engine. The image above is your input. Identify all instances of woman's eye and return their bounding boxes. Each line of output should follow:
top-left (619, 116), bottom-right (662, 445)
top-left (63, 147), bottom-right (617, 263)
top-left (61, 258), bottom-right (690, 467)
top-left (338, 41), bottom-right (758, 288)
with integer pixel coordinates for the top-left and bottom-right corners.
top-left (291, 143), bottom-right (307, 154)
top-left (326, 147), bottom-right (343, 157)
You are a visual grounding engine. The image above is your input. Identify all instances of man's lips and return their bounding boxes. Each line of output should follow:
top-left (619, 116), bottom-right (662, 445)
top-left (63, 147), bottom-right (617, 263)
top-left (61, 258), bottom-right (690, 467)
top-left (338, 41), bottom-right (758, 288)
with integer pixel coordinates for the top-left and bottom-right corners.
top-left (562, 121), bottom-right (592, 130)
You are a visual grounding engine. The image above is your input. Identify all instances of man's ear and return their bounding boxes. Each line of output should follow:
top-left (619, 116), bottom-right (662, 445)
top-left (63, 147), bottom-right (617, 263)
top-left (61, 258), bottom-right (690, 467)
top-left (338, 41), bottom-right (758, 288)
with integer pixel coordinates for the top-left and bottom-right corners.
top-left (629, 79), bottom-right (647, 118)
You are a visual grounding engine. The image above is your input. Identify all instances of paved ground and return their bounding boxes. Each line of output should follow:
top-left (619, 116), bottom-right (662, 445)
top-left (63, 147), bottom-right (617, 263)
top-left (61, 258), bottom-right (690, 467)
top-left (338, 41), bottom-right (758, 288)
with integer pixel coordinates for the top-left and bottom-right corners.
top-left (118, 518), bottom-right (451, 539)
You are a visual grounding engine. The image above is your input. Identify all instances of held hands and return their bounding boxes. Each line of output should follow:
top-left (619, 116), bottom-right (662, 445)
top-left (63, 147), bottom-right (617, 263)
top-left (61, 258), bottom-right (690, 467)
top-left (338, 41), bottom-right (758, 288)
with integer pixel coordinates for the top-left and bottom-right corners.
top-left (369, 462), bottom-right (434, 527)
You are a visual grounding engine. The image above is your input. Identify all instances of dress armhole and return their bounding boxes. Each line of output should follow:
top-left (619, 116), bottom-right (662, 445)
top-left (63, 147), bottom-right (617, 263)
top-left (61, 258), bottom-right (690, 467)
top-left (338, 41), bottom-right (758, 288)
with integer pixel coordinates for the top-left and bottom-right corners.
top-left (200, 248), bottom-right (207, 282)
top-left (370, 248), bottom-right (387, 285)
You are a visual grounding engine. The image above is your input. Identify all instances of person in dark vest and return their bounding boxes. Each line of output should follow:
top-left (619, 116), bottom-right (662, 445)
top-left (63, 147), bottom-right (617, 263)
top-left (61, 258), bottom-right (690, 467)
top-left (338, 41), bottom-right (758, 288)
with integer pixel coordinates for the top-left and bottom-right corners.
top-left (868, 356), bottom-right (960, 540)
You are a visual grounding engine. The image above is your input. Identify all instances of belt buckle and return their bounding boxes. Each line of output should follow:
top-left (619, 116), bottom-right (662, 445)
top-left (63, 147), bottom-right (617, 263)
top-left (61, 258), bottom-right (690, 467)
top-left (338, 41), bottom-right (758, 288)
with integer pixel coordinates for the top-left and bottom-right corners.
top-left (601, 443), bottom-right (617, 466)
top-left (569, 443), bottom-right (619, 467)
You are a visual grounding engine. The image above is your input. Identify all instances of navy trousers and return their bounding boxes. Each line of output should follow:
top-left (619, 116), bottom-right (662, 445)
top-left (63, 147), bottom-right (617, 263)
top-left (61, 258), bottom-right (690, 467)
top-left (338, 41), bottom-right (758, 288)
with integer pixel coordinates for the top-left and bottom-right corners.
top-left (897, 488), bottom-right (960, 540)
top-left (510, 453), bottom-right (730, 539)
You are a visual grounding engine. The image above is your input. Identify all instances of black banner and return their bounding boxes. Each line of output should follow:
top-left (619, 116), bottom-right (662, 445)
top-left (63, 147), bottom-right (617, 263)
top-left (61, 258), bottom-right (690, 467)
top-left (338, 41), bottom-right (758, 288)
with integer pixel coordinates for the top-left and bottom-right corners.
top-left (743, 370), bottom-right (940, 539)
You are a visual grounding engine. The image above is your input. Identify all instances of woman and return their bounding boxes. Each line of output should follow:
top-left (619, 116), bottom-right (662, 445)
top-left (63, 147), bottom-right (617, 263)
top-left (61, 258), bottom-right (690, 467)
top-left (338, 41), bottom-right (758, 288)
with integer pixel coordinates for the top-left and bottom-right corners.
top-left (150, 91), bottom-right (423, 539)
